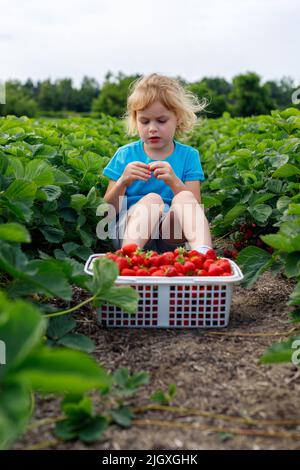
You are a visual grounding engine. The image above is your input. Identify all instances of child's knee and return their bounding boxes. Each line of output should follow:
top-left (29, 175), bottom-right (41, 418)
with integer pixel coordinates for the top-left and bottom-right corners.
top-left (140, 193), bottom-right (164, 206)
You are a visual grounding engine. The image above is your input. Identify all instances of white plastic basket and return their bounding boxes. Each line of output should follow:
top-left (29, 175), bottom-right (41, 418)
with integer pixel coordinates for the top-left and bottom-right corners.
top-left (84, 253), bottom-right (244, 328)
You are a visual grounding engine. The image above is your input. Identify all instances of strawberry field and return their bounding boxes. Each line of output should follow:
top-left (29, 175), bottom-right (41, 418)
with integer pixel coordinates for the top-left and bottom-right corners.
top-left (1, 108), bottom-right (300, 450)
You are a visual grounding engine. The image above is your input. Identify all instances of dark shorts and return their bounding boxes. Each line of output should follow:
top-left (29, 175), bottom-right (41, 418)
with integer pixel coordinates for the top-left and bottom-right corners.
top-left (108, 207), bottom-right (189, 254)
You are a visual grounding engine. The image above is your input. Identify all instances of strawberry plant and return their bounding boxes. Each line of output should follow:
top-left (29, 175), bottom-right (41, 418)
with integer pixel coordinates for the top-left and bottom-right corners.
top-left (237, 202), bottom-right (300, 365)
top-left (187, 107), bottom-right (300, 250)
top-left (0, 291), bottom-right (112, 449)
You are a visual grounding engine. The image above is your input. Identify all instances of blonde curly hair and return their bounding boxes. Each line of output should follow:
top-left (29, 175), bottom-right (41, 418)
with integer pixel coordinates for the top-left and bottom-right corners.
top-left (122, 73), bottom-right (208, 138)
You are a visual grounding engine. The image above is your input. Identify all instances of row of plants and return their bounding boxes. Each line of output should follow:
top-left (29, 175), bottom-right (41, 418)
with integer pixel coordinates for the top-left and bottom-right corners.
top-left (187, 107), bottom-right (300, 362)
top-left (0, 114), bottom-right (146, 448)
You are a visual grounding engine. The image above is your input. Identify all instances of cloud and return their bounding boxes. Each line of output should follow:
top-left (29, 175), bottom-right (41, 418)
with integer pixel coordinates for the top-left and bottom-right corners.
top-left (0, 33), bottom-right (14, 41)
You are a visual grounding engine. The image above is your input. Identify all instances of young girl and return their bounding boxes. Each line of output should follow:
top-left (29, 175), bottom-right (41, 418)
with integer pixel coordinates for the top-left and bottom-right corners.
top-left (102, 73), bottom-right (213, 255)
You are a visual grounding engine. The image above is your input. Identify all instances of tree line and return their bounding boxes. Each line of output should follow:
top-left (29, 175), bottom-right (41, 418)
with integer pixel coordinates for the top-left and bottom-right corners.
top-left (0, 71), bottom-right (298, 119)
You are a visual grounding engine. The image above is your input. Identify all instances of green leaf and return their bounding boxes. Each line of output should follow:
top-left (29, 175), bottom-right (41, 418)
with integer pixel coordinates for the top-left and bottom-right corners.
top-left (86, 187), bottom-right (97, 206)
top-left (52, 168), bottom-right (73, 185)
top-left (78, 416), bottom-right (108, 442)
top-left (87, 257), bottom-right (119, 296)
top-left (24, 160), bottom-right (54, 187)
top-left (276, 196), bottom-right (291, 212)
top-left (71, 194), bottom-right (87, 212)
top-left (0, 382), bottom-right (32, 450)
top-left (42, 213), bottom-right (60, 226)
top-left (280, 108), bottom-right (300, 119)
top-left (47, 316), bottom-right (76, 340)
top-left (62, 395), bottom-right (92, 420)
top-left (237, 246), bottom-right (273, 288)
top-left (272, 163), bottom-right (300, 178)
top-left (36, 185), bottom-right (62, 202)
top-left (260, 339), bottom-right (296, 364)
top-left (99, 285), bottom-right (139, 315)
top-left (39, 226), bottom-right (65, 243)
top-left (288, 281), bottom-right (300, 306)
top-left (62, 242), bottom-right (81, 255)
top-left (0, 291), bottom-right (47, 380)
top-left (261, 220), bottom-right (300, 253)
top-left (290, 309), bottom-right (300, 323)
top-left (201, 195), bottom-right (222, 208)
top-left (113, 368), bottom-right (149, 396)
top-left (0, 242), bottom-right (37, 281)
top-left (57, 333), bottom-right (95, 353)
top-left (78, 229), bottom-right (93, 247)
top-left (110, 406), bottom-right (134, 428)
top-left (17, 347), bottom-right (112, 394)
top-left (265, 179), bottom-right (283, 194)
top-left (219, 432), bottom-right (234, 442)
top-left (0, 152), bottom-right (9, 175)
top-left (54, 420), bottom-right (77, 441)
top-left (288, 204), bottom-right (300, 215)
top-left (267, 153), bottom-right (289, 169)
top-left (6, 157), bottom-right (24, 178)
top-left (167, 383), bottom-right (177, 399)
top-left (4, 179), bottom-right (37, 204)
top-left (285, 253), bottom-right (300, 278)
top-left (26, 259), bottom-right (73, 300)
top-left (34, 144), bottom-right (57, 159)
top-left (150, 390), bottom-right (167, 404)
top-left (249, 193), bottom-right (276, 205)
top-left (0, 223), bottom-right (31, 243)
top-left (55, 395), bottom-right (108, 442)
top-left (223, 204), bottom-right (246, 225)
top-left (150, 383), bottom-right (177, 405)
top-left (2, 199), bottom-right (33, 223)
top-left (248, 204), bottom-right (272, 224)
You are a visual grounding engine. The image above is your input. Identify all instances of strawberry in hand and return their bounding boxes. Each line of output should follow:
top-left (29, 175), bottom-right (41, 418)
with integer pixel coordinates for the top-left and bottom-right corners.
top-left (148, 161), bottom-right (178, 186)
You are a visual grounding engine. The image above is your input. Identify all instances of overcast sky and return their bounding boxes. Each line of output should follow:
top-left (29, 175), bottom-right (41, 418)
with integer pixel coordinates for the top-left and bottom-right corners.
top-left (1, 0), bottom-right (299, 87)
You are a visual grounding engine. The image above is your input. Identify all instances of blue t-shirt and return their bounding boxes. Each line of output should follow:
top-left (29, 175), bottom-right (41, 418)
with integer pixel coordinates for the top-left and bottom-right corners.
top-left (102, 139), bottom-right (205, 211)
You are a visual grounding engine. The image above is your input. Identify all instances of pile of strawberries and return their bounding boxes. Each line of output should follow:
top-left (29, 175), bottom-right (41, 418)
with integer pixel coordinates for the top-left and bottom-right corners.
top-left (104, 244), bottom-right (233, 277)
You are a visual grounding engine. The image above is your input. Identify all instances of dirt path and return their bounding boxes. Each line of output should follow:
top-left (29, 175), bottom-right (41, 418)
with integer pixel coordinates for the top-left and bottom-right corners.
top-left (14, 270), bottom-right (300, 450)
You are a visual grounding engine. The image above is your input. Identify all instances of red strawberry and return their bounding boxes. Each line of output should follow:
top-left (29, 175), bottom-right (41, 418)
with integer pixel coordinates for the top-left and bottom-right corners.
top-left (182, 261), bottom-right (196, 275)
top-left (244, 229), bottom-right (253, 240)
top-left (196, 269), bottom-right (209, 276)
top-left (189, 255), bottom-right (205, 269)
top-left (149, 255), bottom-right (161, 267)
top-left (174, 262), bottom-right (185, 275)
top-left (149, 266), bottom-right (159, 274)
top-left (159, 252), bottom-right (175, 265)
top-left (203, 259), bottom-right (215, 271)
top-left (121, 243), bottom-right (138, 256)
top-left (120, 268), bottom-right (136, 276)
top-left (151, 269), bottom-right (165, 276)
top-left (215, 259), bottom-right (231, 273)
top-left (136, 268), bottom-right (149, 276)
top-left (187, 250), bottom-right (203, 258)
top-left (205, 249), bottom-right (217, 260)
top-left (163, 266), bottom-right (178, 277)
top-left (131, 254), bottom-right (145, 266)
top-left (208, 266), bottom-right (223, 276)
top-left (115, 257), bottom-right (130, 271)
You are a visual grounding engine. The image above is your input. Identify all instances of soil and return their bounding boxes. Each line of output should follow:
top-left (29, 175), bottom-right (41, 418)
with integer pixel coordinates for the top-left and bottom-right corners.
top-left (12, 257), bottom-right (300, 450)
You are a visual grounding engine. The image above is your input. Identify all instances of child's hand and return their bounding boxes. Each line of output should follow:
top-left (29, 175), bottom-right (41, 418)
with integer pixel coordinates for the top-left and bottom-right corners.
top-left (148, 161), bottom-right (178, 186)
top-left (121, 161), bottom-right (152, 186)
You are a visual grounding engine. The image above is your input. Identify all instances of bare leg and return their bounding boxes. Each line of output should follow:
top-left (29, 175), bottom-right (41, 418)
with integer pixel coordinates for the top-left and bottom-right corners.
top-left (160, 190), bottom-right (212, 248)
top-left (121, 193), bottom-right (165, 249)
